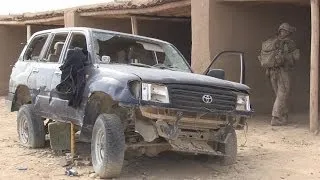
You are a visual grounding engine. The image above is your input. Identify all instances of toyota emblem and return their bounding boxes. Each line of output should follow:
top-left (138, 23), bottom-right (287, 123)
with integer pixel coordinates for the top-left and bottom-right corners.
top-left (202, 95), bottom-right (213, 104)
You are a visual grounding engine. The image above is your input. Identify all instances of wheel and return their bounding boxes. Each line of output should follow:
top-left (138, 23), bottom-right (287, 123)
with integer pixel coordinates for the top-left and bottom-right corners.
top-left (17, 104), bottom-right (45, 148)
top-left (91, 114), bottom-right (125, 179)
top-left (218, 127), bottom-right (237, 165)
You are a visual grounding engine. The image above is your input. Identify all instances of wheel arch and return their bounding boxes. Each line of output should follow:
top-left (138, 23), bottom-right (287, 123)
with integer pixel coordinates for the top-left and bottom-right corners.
top-left (80, 91), bottom-right (127, 142)
top-left (11, 85), bottom-right (32, 111)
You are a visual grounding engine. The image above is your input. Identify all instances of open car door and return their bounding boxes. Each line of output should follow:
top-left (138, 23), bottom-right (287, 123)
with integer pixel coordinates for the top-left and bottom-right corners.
top-left (203, 51), bottom-right (246, 84)
top-left (203, 51), bottom-right (248, 130)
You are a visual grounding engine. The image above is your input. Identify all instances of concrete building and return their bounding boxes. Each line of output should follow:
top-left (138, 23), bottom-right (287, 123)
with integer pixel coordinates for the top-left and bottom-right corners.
top-left (0, 0), bottom-right (316, 122)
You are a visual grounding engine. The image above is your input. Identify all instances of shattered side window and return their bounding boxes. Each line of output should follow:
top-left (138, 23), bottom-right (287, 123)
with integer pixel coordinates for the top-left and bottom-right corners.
top-left (93, 32), bottom-right (113, 57)
top-left (23, 34), bottom-right (49, 61)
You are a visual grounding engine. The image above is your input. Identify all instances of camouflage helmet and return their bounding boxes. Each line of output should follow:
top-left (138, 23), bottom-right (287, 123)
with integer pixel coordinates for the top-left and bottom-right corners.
top-left (278, 23), bottom-right (296, 33)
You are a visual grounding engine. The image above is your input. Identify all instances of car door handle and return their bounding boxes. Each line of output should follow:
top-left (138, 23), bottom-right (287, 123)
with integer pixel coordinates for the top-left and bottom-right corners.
top-left (54, 71), bottom-right (62, 75)
top-left (32, 68), bottom-right (39, 73)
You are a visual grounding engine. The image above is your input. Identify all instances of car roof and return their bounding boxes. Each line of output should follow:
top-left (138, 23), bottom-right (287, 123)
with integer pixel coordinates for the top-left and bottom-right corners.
top-left (32, 27), bottom-right (170, 45)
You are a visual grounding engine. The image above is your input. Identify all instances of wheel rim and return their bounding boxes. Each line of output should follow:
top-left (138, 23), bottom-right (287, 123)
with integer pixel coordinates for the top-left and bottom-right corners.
top-left (19, 115), bottom-right (29, 144)
top-left (95, 129), bottom-right (105, 164)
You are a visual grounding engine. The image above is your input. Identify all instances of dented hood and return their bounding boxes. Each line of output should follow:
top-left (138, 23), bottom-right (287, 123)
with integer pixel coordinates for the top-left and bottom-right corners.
top-left (100, 64), bottom-right (250, 92)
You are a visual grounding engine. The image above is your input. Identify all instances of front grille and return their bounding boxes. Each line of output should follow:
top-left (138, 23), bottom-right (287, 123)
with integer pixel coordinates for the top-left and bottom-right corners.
top-left (168, 84), bottom-right (237, 112)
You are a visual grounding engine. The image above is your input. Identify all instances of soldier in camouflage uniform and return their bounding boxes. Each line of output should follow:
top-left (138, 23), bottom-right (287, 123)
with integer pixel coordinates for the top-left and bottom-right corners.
top-left (264, 23), bottom-right (300, 126)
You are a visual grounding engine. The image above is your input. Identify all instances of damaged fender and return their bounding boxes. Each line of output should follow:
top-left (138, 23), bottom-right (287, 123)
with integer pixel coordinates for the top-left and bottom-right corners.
top-left (86, 76), bottom-right (139, 105)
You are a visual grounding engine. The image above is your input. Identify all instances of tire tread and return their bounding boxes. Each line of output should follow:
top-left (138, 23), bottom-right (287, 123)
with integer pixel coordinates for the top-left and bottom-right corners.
top-left (17, 104), bottom-right (45, 148)
top-left (91, 113), bottom-right (125, 179)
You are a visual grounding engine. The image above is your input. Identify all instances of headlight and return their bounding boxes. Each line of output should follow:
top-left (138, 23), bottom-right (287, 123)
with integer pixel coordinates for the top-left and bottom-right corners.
top-left (141, 83), bottom-right (170, 103)
top-left (236, 94), bottom-right (250, 111)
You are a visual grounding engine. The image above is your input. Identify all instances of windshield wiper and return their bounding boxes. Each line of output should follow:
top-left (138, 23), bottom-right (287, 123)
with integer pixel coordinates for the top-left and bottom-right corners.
top-left (129, 63), bottom-right (153, 68)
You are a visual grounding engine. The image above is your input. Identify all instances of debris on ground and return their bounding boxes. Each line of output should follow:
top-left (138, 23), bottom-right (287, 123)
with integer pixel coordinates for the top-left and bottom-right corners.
top-left (74, 160), bottom-right (92, 166)
top-left (16, 167), bottom-right (28, 170)
top-left (89, 173), bottom-right (98, 178)
top-left (65, 167), bottom-right (78, 177)
top-left (59, 157), bottom-right (72, 167)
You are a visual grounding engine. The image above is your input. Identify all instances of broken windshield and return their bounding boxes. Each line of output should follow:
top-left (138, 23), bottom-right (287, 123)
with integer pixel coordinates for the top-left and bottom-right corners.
top-left (92, 31), bottom-right (191, 73)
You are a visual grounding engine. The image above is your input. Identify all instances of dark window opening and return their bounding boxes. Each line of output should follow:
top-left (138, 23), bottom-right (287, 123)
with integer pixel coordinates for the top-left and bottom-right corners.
top-left (69, 34), bottom-right (87, 51)
top-left (63, 33), bottom-right (88, 64)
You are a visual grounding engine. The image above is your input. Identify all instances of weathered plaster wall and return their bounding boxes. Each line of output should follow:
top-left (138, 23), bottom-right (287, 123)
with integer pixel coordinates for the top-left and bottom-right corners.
top-left (0, 24), bottom-right (62, 95)
top-left (76, 17), bottom-right (132, 33)
top-left (0, 25), bottom-right (26, 95)
top-left (65, 12), bottom-right (131, 33)
top-left (192, 0), bottom-right (310, 114)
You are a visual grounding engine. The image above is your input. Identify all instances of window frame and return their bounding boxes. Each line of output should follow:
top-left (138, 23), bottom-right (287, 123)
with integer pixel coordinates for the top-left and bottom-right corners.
top-left (22, 33), bottom-right (50, 62)
top-left (42, 31), bottom-right (71, 64)
top-left (62, 31), bottom-right (90, 64)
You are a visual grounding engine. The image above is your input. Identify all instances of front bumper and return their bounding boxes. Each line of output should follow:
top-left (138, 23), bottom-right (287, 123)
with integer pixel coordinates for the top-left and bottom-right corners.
top-left (139, 106), bottom-right (252, 130)
top-left (5, 92), bottom-right (14, 111)
top-left (139, 103), bottom-right (253, 118)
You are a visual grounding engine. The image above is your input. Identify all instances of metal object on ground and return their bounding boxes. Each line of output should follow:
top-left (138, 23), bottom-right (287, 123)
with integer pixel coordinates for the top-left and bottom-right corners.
top-left (17, 167), bottom-right (28, 171)
top-left (65, 167), bottom-right (78, 176)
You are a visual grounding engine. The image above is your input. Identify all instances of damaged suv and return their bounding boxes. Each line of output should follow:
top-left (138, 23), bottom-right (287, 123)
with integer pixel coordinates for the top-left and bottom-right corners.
top-left (7, 27), bottom-right (253, 178)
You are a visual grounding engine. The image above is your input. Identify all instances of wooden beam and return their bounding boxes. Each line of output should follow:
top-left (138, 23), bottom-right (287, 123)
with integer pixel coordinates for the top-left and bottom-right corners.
top-left (26, 25), bottom-right (31, 41)
top-left (131, 14), bottom-right (191, 22)
top-left (70, 123), bottom-right (75, 160)
top-left (310, 0), bottom-right (319, 134)
top-left (77, 14), bottom-right (190, 22)
top-left (131, 16), bottom-right (138, 35)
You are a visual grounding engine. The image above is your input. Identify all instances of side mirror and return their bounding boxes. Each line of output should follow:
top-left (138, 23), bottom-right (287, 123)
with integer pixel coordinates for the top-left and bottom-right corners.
top-left (101, 56), bottom-right (111, 64)
top-left (207, 69), bottom-right (225, 80)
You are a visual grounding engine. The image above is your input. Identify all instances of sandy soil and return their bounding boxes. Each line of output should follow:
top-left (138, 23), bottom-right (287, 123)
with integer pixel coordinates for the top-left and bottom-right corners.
top-left (0, 97), bottom-right (319, 180)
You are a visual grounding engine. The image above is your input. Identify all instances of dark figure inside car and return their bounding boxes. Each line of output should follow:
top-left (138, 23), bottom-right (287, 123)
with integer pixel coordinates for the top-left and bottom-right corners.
top-left (54, 47), bottom-right (88, 107)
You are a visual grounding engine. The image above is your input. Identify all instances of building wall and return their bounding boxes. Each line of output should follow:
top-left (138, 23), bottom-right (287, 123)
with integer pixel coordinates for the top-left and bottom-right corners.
top-left (192, 1), bottom-right (310, 114)
top-left (73, 16), bottom-right (132, 33)
top-left (0, 24), bottom-right (62, 95)
top-left (0, 25), bottom-right (26, 95)
top-left (138, 19), bottom-right (192, 64)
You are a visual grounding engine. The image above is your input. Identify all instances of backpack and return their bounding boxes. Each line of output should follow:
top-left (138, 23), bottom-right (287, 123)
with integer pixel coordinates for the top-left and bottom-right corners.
top-left (258, 37), bottom-right (284, 68)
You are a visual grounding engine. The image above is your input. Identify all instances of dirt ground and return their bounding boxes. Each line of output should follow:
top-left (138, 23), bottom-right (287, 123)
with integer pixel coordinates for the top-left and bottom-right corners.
top-left (0, 97), bottom-right (320, 180)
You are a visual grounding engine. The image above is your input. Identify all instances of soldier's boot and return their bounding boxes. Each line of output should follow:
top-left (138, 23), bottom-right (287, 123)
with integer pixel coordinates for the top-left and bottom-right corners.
top-left (271, 117), bottom-right (285, 126)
